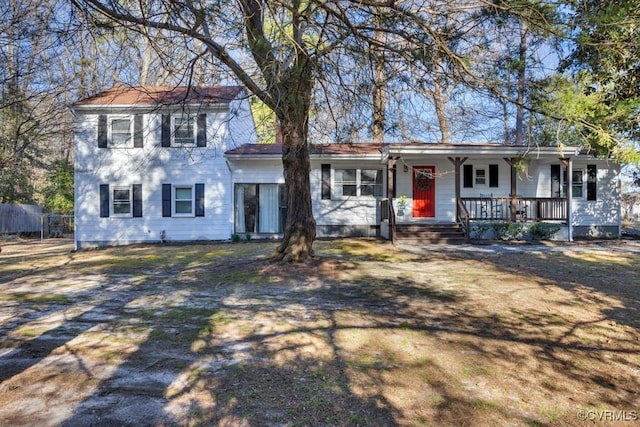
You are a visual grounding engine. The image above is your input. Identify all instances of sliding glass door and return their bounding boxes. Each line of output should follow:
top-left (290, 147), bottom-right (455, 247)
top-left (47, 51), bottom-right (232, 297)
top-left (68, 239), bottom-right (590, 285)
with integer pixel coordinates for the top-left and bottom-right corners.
top-left (235, 184), bottom-right (286, 234)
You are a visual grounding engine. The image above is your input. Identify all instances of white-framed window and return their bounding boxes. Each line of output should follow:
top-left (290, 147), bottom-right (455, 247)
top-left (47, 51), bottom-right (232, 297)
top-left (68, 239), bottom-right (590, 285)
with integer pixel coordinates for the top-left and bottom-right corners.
top-left (174, 185), bottom-right (195, 216)
top-left (475, 168), bottom-right (486, 186)
top-left (172, 114), bottom-right (196, 146)
top-left (572, 169), bottom-right (583, 198)
top-left (360, 169), bottom-right (384, 196)
top-left (108, 116), bottom-right (133, 147)
top-left (334, 169), bottom-right (357, 197)
top-left (334, 168), bottom-right (383, 198)
top-left (112, 186), bottom-right (132, 216)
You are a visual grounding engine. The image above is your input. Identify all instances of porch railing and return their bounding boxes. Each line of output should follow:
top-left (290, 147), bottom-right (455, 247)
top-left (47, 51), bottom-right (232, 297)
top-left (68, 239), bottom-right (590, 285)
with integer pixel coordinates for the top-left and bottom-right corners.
top-left (380, 198), bottom-right (396, 242)
top-left (457, 199), bottom-right (470, 241)
top-left (461, 197), bottom-right (567, 222)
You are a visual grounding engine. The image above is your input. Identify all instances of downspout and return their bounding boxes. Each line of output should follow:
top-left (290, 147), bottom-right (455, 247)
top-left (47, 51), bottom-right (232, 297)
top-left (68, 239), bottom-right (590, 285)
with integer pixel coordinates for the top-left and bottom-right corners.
top-left (617, 163), bottom-right (622, 238)
top-left (225, 159), bottom-right (235, 235)
top-left (567, 158), bottom-right (573, 242)
top-left (70, 107), bottom-right (79, 251)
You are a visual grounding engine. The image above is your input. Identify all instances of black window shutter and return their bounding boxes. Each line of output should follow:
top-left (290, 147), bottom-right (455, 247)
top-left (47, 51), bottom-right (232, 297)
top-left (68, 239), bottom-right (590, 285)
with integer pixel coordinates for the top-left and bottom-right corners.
top-left (321, 164), bottom-right (331, 199)
top-left (197, 114), bottom-right (207, 147)
top-left (161, 114), bottom-right (171, 147)
top-left (100, 184), bottom-right (109, 217)
top-left (489, 164), bottom-right (499, 188)
top-left (463, 164), bottom-right (473, 188)
top-left (133, 114), bottom-right (143, 148)
top-left (132, 184), bottom-right (143, 217)
top-left (195, 183), bottom-right (205, 217)
top-left (587, 164), bottom-right (597, 201)
top-left (98, 115), bottom-right (108, 148)
top-left (162, 184), bottom-right (172, 217)
top-left (551, 164), bottom-right (561, 197)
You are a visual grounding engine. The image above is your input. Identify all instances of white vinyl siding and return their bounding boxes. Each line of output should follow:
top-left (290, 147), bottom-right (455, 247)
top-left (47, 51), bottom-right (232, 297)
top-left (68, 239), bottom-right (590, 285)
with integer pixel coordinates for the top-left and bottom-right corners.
top-left (74, 96), bottom-right (258, 248)
top-left (311, 161), bottom-right (387, 234)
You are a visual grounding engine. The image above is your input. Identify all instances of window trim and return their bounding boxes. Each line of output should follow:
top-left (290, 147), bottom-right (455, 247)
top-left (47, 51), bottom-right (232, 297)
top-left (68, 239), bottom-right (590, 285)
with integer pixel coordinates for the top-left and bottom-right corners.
top-left (334, 168), bottom-right (358, 198)
top-left (572, 169), bottom-right (584, 199)
top-left (173, 185), bottom-right (195, 217)
top-left (111, 185), bottom-right (133, 217)
top-left (107, 115), bottom-right (134, 148)
top-left (475, 167), bottom-right (487, 186)
top-left (464, 164), bottom-right (496, 188)
top-left (333, 168), bottom-right (383, 199)
top-left (360, 169), bottom-right (384, 197)
top-left (171, 113), bottom-right (197, 147)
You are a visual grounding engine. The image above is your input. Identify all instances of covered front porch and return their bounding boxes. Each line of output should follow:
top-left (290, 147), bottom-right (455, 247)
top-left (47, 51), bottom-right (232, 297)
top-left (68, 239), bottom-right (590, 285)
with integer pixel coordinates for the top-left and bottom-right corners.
top-left (382, 195), bottom-right (568, 243)
top-left (379, 144), bottom-right (579, 242)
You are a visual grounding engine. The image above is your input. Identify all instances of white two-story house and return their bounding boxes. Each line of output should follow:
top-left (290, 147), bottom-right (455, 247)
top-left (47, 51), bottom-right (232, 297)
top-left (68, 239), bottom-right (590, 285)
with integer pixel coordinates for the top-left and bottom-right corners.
top-left (73, 86), bottom-right (256, 249)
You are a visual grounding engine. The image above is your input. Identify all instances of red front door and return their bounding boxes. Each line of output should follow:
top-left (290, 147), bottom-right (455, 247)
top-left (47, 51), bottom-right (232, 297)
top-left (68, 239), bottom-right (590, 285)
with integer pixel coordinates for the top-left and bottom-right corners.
top-left (413, 166), bottom-right (435, 217)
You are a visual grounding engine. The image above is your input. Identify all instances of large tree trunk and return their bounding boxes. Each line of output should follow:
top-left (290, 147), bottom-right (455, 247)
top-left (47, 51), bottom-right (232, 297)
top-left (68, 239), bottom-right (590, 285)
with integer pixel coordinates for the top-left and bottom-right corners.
top-left (433, 73), bottom-right (450, 144)
top-left (372, 60), bottom-right (385, 143)
top-left (515, 23), bottom-right (527, 145)
top-left (276, 129), bottom-right (316, 262)
top-left (273, 66), bottom-right (316, 262)
top-left (372, 12), bottom-right (386, 143)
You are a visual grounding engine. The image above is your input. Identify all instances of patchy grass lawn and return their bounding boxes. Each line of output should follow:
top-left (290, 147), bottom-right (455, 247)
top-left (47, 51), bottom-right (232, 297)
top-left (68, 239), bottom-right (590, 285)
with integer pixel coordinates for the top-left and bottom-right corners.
top-left (0, 238), bottom-right (639, 426)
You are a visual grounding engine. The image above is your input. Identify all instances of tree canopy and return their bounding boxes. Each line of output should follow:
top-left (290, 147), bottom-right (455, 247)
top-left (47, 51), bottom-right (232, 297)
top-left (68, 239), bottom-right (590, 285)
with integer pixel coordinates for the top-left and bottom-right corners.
top-left (556, 0), bottom-right (640, 161)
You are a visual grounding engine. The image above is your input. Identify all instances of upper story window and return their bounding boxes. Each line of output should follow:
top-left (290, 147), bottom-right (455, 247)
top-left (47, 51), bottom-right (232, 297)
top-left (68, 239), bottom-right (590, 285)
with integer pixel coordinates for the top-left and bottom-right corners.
top-left (109, 116), bottom-right (133, 147)
top-left (172, 114), bottom-right (196, 146)
top-left (161, 113), bottom-right (207, 148)
top-left (98, 114), bottom-right (143, 148)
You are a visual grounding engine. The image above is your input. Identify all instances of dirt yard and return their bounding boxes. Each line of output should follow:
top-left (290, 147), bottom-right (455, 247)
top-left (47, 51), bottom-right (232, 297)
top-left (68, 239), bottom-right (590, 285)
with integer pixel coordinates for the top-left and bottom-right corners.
top-left (0, 237), bottom-right (639, 426)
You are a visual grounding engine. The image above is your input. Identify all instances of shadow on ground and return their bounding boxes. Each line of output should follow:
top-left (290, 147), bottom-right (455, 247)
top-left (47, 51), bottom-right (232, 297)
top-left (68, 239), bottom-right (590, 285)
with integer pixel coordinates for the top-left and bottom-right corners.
top-left (1, 238), bottom-right (639, 426)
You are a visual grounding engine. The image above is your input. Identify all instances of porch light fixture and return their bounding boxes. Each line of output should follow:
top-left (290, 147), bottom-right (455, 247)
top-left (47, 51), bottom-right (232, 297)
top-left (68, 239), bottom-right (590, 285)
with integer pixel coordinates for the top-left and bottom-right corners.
top-left (403, 164), bottom-right (409, 173)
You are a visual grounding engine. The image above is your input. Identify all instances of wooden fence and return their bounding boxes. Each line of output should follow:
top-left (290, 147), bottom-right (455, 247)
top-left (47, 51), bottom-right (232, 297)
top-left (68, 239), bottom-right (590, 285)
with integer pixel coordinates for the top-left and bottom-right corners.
top-left (0, 204), bottom-right (43, 234)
